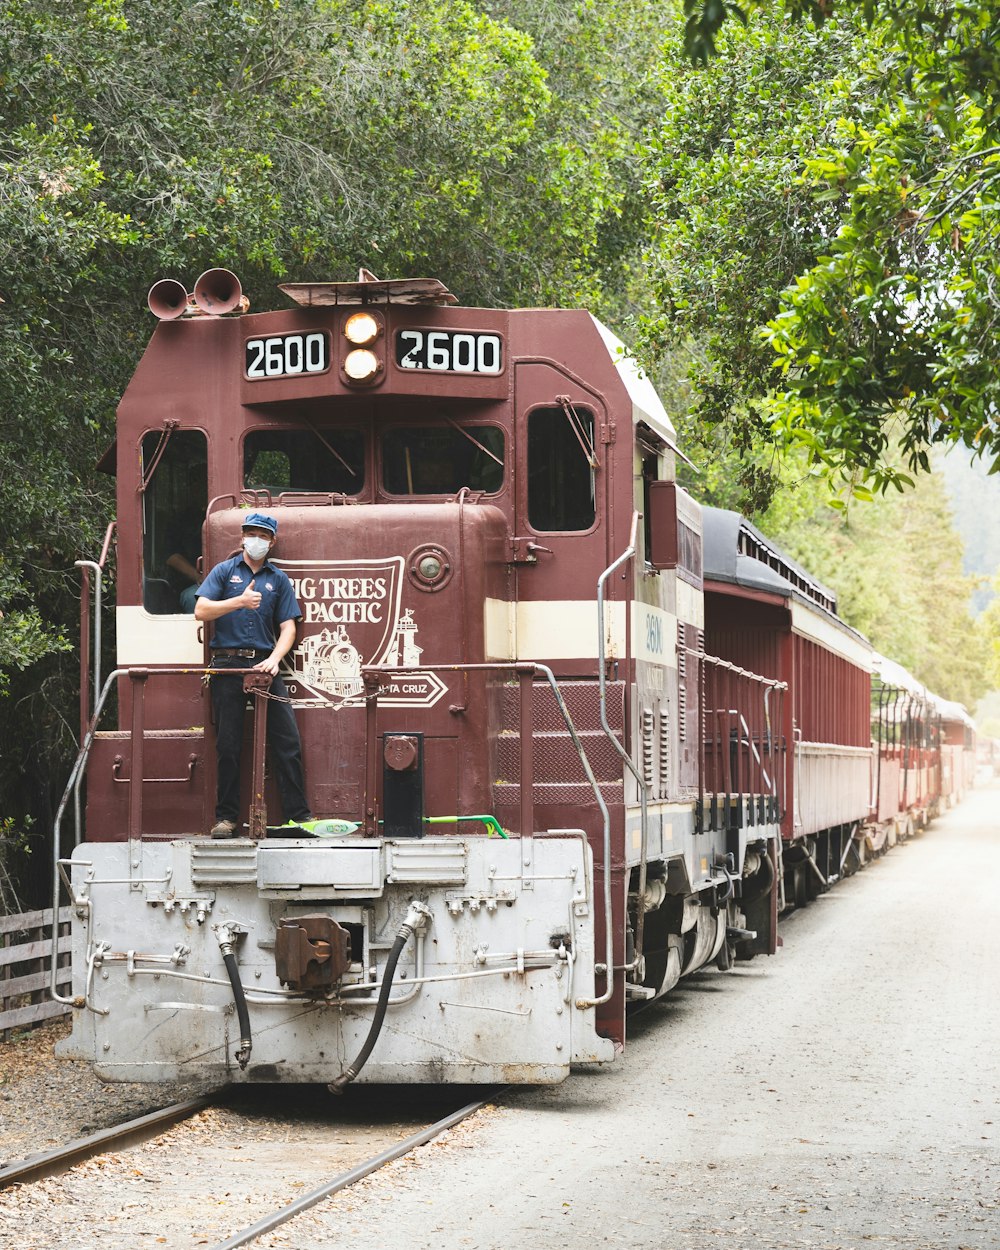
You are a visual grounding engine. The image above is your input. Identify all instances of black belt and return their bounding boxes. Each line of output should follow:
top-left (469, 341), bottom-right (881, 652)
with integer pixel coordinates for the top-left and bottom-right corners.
top-left (212, 648), bottom-right (268, 658)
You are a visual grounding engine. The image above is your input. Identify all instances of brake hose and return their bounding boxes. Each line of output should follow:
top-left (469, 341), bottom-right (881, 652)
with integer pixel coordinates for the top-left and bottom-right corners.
top-left (215, 923), bottom-right (252, 1070)
top-left (329, 901), bottom-right (431, 1094)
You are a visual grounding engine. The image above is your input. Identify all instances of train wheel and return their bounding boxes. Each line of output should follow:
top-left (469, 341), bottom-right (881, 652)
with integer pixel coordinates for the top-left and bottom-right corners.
top-left (638, 902), bottom-right (683, 999)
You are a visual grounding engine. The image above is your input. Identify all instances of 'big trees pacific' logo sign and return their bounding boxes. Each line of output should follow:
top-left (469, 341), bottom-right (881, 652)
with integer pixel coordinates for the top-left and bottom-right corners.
top-left (275, 558), bottom-right (447, 708)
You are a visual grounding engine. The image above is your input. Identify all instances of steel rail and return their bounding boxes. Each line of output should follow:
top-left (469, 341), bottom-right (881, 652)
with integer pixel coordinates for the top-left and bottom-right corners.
top-left (206, 1090), bottom-right (501, 1250)
top-left (0, 1094), bottom-right (220, 1189)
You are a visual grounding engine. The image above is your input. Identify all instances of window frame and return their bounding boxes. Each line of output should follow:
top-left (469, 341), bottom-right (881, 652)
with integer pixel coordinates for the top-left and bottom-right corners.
top-left (524, 403), bottom-right (599, 535)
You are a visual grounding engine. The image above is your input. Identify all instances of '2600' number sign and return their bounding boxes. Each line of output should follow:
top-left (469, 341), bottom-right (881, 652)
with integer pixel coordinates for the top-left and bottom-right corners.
top-left (246, 332), bottom-right (329, 379)
top-left (396, 329), bottom-right (503, 375)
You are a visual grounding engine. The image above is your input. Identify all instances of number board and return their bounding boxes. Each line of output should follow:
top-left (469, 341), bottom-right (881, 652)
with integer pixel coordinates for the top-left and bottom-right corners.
top-left (245, 332), bottom-right (329, 380)
top-left (395, 329), bottom-right (503, 375)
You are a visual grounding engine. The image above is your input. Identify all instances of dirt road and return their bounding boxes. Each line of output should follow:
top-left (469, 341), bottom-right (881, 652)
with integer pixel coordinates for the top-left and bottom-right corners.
top-left (275, 782), bottom-right (1000, 1250)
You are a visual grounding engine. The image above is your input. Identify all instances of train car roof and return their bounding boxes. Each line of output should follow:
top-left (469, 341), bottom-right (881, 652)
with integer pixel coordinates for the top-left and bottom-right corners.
top-left (703, 506), bottom-right (873, 656)
top-left (927, 692), bottom-right (977, 729)
top-left (873, 653), bottom-right (926, 696)
top-left (703, 507), bottom-right (838, 608)
top-left (873, 656), bottom-right (975, 727)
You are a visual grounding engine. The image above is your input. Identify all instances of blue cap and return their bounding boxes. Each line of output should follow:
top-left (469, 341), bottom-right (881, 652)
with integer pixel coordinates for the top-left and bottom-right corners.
top-left (242, 512), bottom-right (277, 536)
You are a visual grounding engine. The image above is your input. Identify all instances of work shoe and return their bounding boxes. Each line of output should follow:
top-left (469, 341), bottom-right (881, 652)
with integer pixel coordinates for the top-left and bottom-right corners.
top-left (210, 819), bottom-right (238, 839)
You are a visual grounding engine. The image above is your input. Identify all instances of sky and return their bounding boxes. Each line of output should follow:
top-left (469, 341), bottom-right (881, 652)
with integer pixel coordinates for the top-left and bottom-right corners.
top-left (938, 445), bottom-right (1000, 615)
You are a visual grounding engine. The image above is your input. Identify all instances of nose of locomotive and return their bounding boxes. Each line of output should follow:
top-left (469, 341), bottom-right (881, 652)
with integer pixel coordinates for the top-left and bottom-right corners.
top-left (204, 501), bottom-right (511, 666)
top-left (206, 501), bottom-right (512, 827)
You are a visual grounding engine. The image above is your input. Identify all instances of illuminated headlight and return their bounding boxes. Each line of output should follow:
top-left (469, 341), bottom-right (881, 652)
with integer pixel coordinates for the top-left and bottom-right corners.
top-left (343, 348), bottom-right (381, 382)
top-left (344, 312), bottom-right (380, 346)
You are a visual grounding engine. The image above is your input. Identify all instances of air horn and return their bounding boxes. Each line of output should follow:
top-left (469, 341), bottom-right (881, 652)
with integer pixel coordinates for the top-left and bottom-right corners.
top-left (147, 269), bottom-right (248, 319)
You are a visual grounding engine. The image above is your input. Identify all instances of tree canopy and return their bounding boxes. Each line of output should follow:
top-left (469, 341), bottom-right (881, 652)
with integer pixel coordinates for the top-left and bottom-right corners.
top-left (671, 0), bottom-right (1000, 491)
top-left (638, 0), bottom-right (993, 704)
top-left (636, 10), bottom-right (880, 512)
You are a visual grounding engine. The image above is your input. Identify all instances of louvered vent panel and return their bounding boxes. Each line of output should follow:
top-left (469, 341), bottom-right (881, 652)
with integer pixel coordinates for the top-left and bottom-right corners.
top-left (641, 708), bottom-right (655, 789)
top-left (658, 705), bottom-right (670, 796)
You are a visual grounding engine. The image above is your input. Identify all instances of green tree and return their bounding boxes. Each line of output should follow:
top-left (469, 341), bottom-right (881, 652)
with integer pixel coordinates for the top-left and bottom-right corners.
top-left (479, 0), bottom-right (677, 312)
top-left (0, 0), bottom-right (675, 694)
top-left (670, 0), bottom-right (1000, 490)
top-left (636, 8), bottom-right (877, 511)
top-left (764, 64), bottom-right (1000, 490)
top-left (975, 580), bottom-right (1000, 694)
top-left (763, 455), bottom-right (986, 707)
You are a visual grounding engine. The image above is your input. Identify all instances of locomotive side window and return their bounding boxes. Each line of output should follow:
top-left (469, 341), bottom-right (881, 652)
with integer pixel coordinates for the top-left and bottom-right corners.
top-left (677, 520), bottom-right (703, 579)
top-left (243, 428), bottom-right (365, 496)
top-left (382, 424), bottom-right (504, 495)
top-left (140, 428), bottom-right (207, 615)
top-left (527, 406), bottom-right (596, 531)
top-left (642, 450), bottom-right (659, 562)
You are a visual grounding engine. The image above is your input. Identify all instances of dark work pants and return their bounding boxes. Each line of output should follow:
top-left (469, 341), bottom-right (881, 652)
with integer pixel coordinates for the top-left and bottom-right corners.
top-left (209, 658), bottom-right (311, 825)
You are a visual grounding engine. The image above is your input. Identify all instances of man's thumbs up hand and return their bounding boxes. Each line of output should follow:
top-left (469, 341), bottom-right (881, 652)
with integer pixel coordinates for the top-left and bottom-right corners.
top-left (241, 579), bottom-right (262, 610)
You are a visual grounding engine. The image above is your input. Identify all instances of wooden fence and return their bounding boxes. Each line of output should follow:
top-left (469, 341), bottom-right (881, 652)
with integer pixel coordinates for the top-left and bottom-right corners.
top-left (1, 907), bottom-right (72, 1039)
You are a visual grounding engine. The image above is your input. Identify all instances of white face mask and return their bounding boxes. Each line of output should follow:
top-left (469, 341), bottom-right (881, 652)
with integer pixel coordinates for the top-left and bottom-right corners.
top-left (243, 536), bottom-right (271, 561)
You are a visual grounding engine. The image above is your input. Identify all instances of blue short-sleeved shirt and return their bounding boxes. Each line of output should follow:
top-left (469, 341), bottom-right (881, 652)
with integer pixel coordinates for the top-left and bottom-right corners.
top-left (197, 555), bottom-right (302, 652)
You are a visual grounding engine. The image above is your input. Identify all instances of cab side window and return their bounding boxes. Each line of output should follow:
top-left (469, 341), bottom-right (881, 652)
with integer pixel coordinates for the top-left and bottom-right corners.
top-left (141, 429), bottom-right (207, 614)
top-left (527, 406), bottom-right (596, 531)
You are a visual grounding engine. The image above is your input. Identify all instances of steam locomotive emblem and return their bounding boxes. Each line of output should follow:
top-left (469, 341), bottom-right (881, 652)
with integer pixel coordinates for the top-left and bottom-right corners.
top-left (276, 557), bottom-right (446, 708)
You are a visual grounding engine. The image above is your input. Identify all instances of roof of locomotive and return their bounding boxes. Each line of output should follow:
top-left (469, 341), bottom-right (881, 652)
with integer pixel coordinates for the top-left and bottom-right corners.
top-left (591, 317), bottom-right (677, 447)
top-left (276, 273), bottom-right (678, 443)
top-left (127, 271), bottom-right (680, 454)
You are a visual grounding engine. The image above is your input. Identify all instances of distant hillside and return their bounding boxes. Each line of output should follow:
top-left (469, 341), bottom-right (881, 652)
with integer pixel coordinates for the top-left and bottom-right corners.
top-left (937, 447), bottom-right (1000, 615)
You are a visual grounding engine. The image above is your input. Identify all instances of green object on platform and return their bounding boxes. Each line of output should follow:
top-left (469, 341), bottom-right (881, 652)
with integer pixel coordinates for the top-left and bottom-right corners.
top-left (423, 815), bottom-right (509, 840)
top-left (280, 818), bottom-right (361, 836)
top-left (277, 815), bottom-right (510, 840)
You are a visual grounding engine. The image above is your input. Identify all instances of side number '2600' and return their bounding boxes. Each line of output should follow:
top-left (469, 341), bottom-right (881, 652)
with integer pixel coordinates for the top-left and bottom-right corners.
top-left (245, 332), bottom-right (329, 379)
top-left (395, 329), bottom-right (503, 375)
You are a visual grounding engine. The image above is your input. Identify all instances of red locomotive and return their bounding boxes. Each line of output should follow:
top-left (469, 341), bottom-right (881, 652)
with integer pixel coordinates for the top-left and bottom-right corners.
top-left (51, 271), bottom-right (970, 1085)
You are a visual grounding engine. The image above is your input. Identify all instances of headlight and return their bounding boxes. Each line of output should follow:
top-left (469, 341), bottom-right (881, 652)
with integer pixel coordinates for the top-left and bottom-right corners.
top-left (343, 348), bottom-right (382, 382)
top-left (344, 312), bottom-right (380, 346)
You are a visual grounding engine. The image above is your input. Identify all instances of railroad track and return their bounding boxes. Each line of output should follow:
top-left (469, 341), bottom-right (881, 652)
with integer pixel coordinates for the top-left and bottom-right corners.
top-left (0, 1094), bottom-right (219, 1188)
top-left (0, 1085), bottom-right (501, 1248)
top-left (207, 1092), bottom-right (497, 1250)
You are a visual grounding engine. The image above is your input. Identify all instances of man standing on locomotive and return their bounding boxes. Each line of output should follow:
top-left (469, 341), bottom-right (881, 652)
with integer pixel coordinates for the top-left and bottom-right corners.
top-left (194, 513), bottom-right (312, 839)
